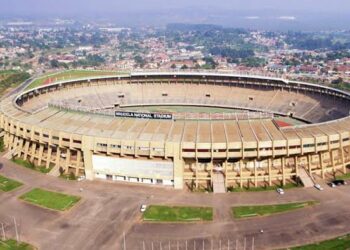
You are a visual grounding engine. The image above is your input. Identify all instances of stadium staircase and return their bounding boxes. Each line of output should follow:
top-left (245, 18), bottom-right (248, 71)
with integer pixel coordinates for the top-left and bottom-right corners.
top-left (298, 167), bottom-right (315, 188)
top-left (212, 172), bottom-right (226, 193)
top-left (48, 164), bottom-right (61, 177)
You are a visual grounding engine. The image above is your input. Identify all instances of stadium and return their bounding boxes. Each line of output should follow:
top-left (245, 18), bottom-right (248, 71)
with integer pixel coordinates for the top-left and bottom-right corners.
top-left (1, 71), bottom-right (350, 191)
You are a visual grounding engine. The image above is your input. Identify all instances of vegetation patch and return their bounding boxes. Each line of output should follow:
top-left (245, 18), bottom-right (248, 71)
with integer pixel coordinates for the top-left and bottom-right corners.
top-left (11, 158), bottom-right (52, 174)
top-left (0, 70), bottom-right (31, 96)
top-left (19, 188), bottom-right (80, 211)
top-left (227, 182), bottom-right (302, 192)
top-left (0, 137), bottom-right (5, 152)
top-left (289, 233), bottom-right (350, 250)
top-left (143, 205), bottom-right (213, 222)
top-left (232, 201), bottom-right (318, 219)
top-left (0, 239), bottom-right (35, 250)
top-left (335, 172), bottom-right (350, 180)
top-left (59, 172), bottom-right (77, 181)
top-left (0, 175), bottom-right (23, 192)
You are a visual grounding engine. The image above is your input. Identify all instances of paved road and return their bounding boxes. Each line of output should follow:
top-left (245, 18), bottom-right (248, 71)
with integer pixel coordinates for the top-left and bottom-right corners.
top-left (1, 158), bottom-right (350, 250)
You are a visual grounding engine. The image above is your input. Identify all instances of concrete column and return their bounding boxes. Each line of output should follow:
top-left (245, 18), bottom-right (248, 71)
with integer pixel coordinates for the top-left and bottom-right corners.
top-left (55, 147), bottom-right (61, 168)
top-left (16, 138), bottom-right (24, 157)
top-left (330, 150), bottom-right (336, 175)
top-left (23, 141), bottom-right (30, 159)
top-left (224, 160), bottom-right (228, 189)
top-left (307, 154), bottom-right (312, 175)
top-left (295, 156), bottom-right (299, 177)
top-left (268, 158), bottom-right (272, 186)
top-left (30, 143), bottom-right (36, 162)
top-left (254, 160), bottom-right (258, 187)
top-left (37, 145), bottom-right (44, 166)
top-left (173, 143), bottom-right (184, 189)
top-left (281, 157), bottom-right (286, 186)
top-left (239, 160), bottom-right (243, 188)
top-left (340, 148), bottom-right (346, 174)
top-left (195, 163), bottom-right (198, 189)
top-left (75, 150), bottom-right (82, 176)
top-left (46, 146), bottom-right (52, 169)
top-left (65, 149), bottom-right (71, 172)
top-left (319, 152), bottom-right (325, 178)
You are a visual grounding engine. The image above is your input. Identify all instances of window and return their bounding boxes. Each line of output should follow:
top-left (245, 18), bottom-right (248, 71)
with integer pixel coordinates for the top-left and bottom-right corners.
top-left (229, 149), bottom-right (240, 152)
top-left (162, 93), bottom-right (168, 97)
top-left (205, 94), bottom-right (211, 98)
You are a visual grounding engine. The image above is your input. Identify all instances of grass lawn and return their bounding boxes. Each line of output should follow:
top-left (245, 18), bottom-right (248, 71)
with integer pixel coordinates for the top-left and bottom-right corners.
top-left (290, 234), bottom-right (350, 250)
top-left (232, 201), bottom-right (318, 219)
top-left (335, 172), bottom-right (350, 180)
top-left (0, 239), bottom-right (35, 250)
top-left (0, 175), bottom-right (23, 192)
top-left (19, 188), bottom-right (81, 211)
top-left (25, 70), bottom-right (127, 90)
top-left (11, 158), bottom-right (52, 174)
top-left (143, 205), bottom-right (213, 222)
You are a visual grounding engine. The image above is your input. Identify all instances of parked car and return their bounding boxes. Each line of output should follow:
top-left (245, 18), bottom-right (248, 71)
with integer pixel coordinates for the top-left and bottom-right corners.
top-left (328, 182), bottom-right (336, 188)
top-left (77, 176), bottom-right (86, 181)
top-left (140, 204), bottom-right (147, 212)
top-left (276, 188), bottom-right (284, 195)
top-left (314, 184), bottom-right (324, 191)
top-left (332, 179), bottom-right (347, 186)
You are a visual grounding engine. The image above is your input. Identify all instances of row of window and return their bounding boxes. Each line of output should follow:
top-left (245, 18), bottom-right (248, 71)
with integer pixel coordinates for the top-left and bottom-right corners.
top-left (96, 143), bottom-right (164, 152)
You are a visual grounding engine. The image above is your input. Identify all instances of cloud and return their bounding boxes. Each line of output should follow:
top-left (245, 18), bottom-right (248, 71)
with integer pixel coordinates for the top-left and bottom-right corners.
top-left (244, 16), bottom-right (260, 20)
top-left (278, 16), bottom-right (296, 21)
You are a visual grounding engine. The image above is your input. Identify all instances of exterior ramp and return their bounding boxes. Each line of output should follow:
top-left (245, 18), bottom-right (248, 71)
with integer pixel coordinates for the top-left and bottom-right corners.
top-left (298, 168), bottom-right (315, 188)
top-left (48, 164), bottom-right (61, 177)
top-left (212, 172), bottom-right (226, 193)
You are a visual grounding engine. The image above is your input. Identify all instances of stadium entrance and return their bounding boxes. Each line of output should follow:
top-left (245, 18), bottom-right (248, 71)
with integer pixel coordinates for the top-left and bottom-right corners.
top-left (92, 155), bottom-right (174, 186)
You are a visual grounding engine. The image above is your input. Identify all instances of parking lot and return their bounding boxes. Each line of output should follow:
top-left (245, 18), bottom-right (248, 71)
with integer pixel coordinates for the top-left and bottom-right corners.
top-left (1, 157), bottom-right (350, 249)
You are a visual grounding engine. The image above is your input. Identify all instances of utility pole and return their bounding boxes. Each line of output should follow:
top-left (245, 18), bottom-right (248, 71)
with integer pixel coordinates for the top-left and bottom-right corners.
top-left (13, 217), bottom-right (19, 244)
top-left (252, 237), bottom-right (255, 250)
top-left (123, 232), bottom-right (126, 250)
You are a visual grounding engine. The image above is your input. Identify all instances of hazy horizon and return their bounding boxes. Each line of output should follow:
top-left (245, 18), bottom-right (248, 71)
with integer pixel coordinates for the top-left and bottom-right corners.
top-left (2, 0), bottom-right (350, 30)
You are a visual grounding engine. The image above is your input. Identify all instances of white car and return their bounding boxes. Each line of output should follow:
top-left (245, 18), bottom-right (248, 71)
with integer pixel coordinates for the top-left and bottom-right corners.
top-left (276, 188), bottom-right (284, 195)
top-left (140, 204), bottom-right (147, 212)
top-left (314, 184), bottom-right (324, 191)
top-left (77, 176), bottom-right (86, 181)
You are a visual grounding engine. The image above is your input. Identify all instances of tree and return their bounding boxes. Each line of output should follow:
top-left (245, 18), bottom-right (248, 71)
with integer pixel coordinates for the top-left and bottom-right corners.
top-left (50, 59), bottom-right (59, 68)
top-left (181, 64), bottom-right (188, 70)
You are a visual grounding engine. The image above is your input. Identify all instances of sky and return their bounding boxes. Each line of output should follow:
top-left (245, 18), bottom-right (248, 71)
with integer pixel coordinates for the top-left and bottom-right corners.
top-left (2, 0), bottom-right (350, 30)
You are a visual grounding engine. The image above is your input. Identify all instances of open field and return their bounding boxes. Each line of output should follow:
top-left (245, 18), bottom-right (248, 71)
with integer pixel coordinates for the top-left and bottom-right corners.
top-left (11, 158), bottom-right (52, 174)
top-left (0, 175), bottom-right (22, 192)
top-left (19, 188), bottom-right (80, 211)
top-left (0, 239), bottom-right (35, 250)
top-left (290, 233), bottom-right (350, 250)
top-left (25, 70), bottom-right (127, 90)
top-left (232, 201), bottom-right (318, 218)
top-left (143, 205), bottom-right (213, 222)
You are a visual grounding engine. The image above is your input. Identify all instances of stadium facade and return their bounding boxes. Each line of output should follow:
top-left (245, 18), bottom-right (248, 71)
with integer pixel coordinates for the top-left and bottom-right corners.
top-left (1, 72), bottom-right (350, 190)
